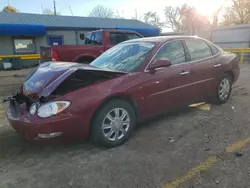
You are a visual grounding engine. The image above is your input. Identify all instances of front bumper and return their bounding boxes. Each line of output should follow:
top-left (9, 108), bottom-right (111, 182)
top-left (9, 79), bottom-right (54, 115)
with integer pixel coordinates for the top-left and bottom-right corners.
top-left (7, 105), bottom-right (89, 140)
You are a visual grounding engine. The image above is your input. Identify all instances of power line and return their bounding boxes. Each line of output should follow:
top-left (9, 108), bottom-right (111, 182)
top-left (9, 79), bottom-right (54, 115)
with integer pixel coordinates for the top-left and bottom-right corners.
top-left (69, 6), bottom-right (73, 16)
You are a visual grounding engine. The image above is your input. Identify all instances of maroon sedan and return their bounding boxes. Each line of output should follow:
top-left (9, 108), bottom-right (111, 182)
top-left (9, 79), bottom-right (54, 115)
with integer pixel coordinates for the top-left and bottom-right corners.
top-left (6, 36), bottom-right (240, 147)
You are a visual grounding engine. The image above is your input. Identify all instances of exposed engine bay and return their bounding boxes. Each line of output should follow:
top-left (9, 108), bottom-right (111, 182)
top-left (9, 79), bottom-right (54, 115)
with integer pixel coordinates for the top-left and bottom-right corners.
top-left (3, 62), bottom-right (126, 117)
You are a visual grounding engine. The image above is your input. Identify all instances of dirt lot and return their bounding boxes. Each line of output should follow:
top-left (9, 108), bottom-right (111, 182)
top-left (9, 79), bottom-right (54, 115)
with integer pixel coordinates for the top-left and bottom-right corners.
top-left (1, 65), bottom-right (250, 188)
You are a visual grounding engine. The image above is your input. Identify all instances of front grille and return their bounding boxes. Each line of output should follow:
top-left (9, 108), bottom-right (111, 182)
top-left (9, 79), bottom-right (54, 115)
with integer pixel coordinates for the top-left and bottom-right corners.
top-left (9, 99), bottom-right (21, 117)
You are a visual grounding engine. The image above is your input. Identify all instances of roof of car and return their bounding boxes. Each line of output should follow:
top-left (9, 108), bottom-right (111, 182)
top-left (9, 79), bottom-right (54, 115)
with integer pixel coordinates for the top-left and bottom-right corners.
top-left (125, 35), bottom-right (201, 43)
top-left (87, 29), bottom-right (144, 35)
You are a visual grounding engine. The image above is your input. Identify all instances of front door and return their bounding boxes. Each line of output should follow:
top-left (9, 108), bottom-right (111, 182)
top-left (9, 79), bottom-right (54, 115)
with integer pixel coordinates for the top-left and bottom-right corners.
top-left (139, 40), bottom-right (194, 117)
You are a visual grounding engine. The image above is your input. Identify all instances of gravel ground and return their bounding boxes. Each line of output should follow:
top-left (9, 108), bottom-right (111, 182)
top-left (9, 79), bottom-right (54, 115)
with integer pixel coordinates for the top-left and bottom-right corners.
top-left (0, 65), bottom-right (250, 188)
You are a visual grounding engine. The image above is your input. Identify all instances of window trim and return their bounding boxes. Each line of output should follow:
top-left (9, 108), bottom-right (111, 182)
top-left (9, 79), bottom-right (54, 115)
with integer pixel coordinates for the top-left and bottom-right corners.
top-left (145, 39), bottom-right (187, 72)
top-left (145, 38), bottom-right (222, 72)
top-left (154, 40), bottom-right (187, 65)
top-left (126, 33), bottom-right (142, 40)
top-left (12, 37), bottom-right (36, 54)
top-left (184, 38), bottom-right (214, 62)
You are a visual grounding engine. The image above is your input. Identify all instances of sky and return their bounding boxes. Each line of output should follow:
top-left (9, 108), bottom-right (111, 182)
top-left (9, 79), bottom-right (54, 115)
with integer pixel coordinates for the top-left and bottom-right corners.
top-left (1, 0), bottom-right (228, 32)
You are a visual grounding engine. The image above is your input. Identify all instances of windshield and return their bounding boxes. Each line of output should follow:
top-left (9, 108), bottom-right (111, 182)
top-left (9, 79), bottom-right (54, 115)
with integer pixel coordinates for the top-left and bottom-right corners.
top-left (90, 42), bottom-right (155, 72)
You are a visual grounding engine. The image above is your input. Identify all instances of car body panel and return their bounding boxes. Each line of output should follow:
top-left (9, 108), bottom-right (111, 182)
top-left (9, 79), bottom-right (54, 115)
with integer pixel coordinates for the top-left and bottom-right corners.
top-left (22, 61), bottom-right (127, 100)
top-left (6, 36), bottom-right (240, 141)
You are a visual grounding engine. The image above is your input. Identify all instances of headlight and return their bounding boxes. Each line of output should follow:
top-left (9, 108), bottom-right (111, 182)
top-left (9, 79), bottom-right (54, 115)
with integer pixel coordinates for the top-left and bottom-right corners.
top-left (29, 103), bottom-right (38, 115)
top-left (37, 101), bottom-right (71, 118)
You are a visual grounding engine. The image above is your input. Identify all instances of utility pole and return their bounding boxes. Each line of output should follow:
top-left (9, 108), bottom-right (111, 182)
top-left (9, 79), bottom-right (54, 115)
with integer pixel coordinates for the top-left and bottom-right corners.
top-left (135, 9), bottom-right (138, 20)
top-left (53, 0), bottom-right (57, 15)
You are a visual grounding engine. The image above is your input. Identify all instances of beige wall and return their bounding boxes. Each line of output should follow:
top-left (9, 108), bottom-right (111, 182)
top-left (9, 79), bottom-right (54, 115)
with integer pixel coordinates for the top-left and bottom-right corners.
top-left (0, 36), bottom-right (47, 55)
top-left (0, 36), bottom-right (14, 55)
top-left (77, 30), bottom-right (88, 45)
top-left (46, 30), bottom-right (76, 45)
top-left (0, 29), bottom-right (91, 55)
top-left (35, 36), bottom-right (47, 52)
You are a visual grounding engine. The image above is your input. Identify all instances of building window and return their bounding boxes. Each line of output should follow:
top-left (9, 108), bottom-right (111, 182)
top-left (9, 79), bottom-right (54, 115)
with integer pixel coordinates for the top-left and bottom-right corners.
top-left (80, 33), bottom-right (85, 40)
top-left (13, 38), bottom-right (35, 53)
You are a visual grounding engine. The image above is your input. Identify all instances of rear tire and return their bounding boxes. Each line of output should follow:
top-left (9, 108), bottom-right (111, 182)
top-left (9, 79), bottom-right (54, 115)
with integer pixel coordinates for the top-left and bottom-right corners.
top-left (214, 74), bottom-right (232, 104)
top-left (91, 99), bottom-right (136, 148)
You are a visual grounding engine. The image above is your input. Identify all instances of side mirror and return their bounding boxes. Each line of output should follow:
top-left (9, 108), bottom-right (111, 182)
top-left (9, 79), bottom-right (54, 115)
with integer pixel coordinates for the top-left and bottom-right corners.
top-left (148, 59), bottom-right (172, 71)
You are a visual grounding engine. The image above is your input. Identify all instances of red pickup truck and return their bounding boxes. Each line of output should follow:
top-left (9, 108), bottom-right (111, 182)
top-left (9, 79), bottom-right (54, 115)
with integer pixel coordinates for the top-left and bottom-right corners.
top-left (40, 29), bottom-right (143, 64)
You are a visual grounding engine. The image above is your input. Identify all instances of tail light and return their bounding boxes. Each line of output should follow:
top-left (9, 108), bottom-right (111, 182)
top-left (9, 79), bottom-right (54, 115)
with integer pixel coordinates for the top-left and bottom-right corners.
top-left (51, 49), bottom-right (59, 61)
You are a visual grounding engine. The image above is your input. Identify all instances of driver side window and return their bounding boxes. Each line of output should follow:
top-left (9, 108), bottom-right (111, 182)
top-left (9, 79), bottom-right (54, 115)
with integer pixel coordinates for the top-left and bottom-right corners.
top-left (155, 40), bottom-right (186, 65)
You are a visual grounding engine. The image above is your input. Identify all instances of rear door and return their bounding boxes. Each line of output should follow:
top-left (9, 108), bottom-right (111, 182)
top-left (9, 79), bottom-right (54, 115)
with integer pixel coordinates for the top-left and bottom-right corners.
top-left (183, 38), bottom-right (216, 101)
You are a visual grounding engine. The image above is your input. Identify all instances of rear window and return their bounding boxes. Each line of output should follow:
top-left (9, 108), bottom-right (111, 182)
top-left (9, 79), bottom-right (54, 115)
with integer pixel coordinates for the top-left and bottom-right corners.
top-left (110, 33), bottom-right (127, 45)
top-left (109, 32), bottom-right (142, 45)
top-left (85, 31), bottom-right (102, 45)
top-left (208, 43), bottom-right (219, 55)
top-left (127, 33), bottom-right (142, 40)
top-left (185, 39), bottom-right (213, 61)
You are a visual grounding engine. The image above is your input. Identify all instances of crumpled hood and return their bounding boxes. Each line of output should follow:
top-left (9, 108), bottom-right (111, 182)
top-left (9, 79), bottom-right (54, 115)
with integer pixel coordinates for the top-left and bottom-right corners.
top-left (22, 62), bottom-right (126, 100)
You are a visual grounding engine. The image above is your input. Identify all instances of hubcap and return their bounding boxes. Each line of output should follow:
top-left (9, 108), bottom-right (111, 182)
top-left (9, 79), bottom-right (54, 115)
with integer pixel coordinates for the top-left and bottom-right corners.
top-left (219, 78), bottom-right (230, 100)
top-left (102, 108), bottom-right (130, 141)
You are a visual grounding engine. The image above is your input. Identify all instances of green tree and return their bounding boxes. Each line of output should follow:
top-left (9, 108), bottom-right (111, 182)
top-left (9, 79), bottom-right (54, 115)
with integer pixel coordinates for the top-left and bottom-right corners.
top-left (144, 11), bottom-right (164, 28)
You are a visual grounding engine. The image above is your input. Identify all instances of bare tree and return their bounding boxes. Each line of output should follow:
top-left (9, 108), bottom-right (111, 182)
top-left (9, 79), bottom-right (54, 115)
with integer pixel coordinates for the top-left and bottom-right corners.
top-left (212, 6), bottom-right (223, 27)
top-left (2, 5), bottom-right (18, 12)
top-left (165, 4), bottom-right (210, 34)
top-left (221, 0), bottom-right (250, 26)
top-left (131, 9), bottom-right (143, 21)
top-left (43, 8), bottom-right (61, 15)
top-left (89, 5), bottom-right (114, 18)
top-left (164, 6), bottom-right (184, 32)
top-left (144, 11), bottom-right (164, 28)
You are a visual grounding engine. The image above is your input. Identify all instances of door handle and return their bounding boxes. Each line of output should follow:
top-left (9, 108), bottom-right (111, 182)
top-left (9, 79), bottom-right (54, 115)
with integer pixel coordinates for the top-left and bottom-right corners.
top-left (180, 71), bottom-right (190, 75)
top-left (214, 64), bottom-right (222, 68)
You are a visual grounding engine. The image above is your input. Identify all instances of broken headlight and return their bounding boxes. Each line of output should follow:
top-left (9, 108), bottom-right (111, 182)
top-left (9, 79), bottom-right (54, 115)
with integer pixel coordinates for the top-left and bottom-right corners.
top-left (29, 103), bottom-right (38, 115)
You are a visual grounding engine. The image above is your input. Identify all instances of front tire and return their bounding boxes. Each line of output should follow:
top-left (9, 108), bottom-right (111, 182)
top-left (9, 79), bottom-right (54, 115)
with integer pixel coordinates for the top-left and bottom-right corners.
top-left (215, 74), bottom-right (232, 104)
top-left (91, 99), bottom-right (136, 148)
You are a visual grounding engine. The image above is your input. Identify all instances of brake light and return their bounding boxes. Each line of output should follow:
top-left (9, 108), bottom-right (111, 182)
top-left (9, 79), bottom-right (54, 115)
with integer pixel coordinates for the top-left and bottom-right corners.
top-left (51, 49), bottom-right (59, 61)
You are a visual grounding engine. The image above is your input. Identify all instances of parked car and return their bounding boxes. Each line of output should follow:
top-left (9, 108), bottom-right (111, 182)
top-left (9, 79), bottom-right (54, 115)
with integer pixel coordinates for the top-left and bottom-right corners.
top-left (6, 36), bottom-right (240, 147)
top-left (40, 29), bottom-right (143, 64)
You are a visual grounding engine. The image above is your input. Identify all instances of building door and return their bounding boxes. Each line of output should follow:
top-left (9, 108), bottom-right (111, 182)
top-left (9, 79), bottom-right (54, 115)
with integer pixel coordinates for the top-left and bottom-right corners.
top-left (48, 36), bottom-right (63, 46)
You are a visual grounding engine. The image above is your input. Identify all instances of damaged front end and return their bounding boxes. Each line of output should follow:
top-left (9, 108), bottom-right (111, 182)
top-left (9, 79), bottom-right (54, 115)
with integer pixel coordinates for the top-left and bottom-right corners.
top-left (4, 62), bottom-right (126, 118)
